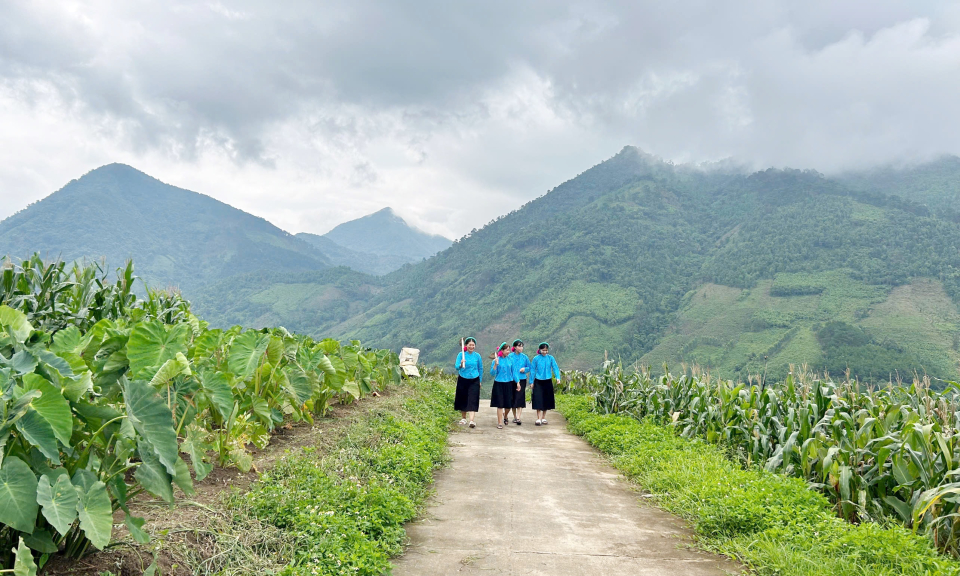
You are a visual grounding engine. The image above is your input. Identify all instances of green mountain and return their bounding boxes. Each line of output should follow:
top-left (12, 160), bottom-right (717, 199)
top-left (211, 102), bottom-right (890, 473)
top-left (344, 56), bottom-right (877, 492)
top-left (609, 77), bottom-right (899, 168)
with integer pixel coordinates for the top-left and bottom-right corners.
top-left (0, 163), bottom-right (330, 290)
top-left (319, 207), bottom-right (451, 262)
top-left (194, 147), bottom-right (960, 383)
top-left (295, 232), bottom-right (416, 276)
top-left (839, 156), bottom-right (960, 218)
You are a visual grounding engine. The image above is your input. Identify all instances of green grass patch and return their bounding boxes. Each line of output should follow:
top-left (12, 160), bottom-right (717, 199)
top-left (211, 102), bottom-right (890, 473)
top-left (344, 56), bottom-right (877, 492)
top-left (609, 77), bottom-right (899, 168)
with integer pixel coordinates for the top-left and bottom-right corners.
top-left (227, 379), bottom-right (455, 576)
top-left (557, 395), bottom-right (960, 576)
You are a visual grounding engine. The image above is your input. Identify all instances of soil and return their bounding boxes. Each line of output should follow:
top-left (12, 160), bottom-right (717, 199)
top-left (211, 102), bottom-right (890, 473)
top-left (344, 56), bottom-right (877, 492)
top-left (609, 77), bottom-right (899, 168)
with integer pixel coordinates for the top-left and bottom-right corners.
top-left (41, 388), bottom-right (401, 576)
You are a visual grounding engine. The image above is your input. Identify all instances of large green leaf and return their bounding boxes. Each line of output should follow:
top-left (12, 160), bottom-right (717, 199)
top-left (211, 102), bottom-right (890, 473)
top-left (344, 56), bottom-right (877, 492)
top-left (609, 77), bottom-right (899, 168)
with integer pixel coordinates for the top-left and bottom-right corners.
top-left (13, 537), bottom-right (38, 576)
top-left (23, 528), bottom-right (58, 554)
top-left (0, 390), bottom-right (40, 435)
top-left (62, 372), bottom-right (93, 403)
top-left (24, 374), bottom-right (73, 445)
top-left (342, 380), bottom-right (361, 400)
top-left (265, 336), bottom-right (283, 367)
top-left (172, 457), bottom-right (194, 496)
top-left (0, 305), bottom-right (34, 343)
top-left (180, 426), bottom-right (213, 482)
top-left (0, 456), bottom-right (39, 533)
top-left (286, 368), bottom-right (314, 405)
top-left (134, 441), bottom-right (174, 503)
top-left (37, 473), bottom-right (78, 535)
top-left (148, 352), bottom-right (192, 388)
top-left (16, 409), bottom-right (61, 464)
top-left (190, 329), bottom-right (222, 362)
top-left (227, 331), bottom-right (269, 380)
top-left (127, 321), bottom-right (190, 378)
top-left (11, 350), bottom-right (39, 375)
top-left (76, 480), bottom-right (113, 550)
top-left (123, 379), bottom-right (179, 475)
top-left (50, 325), bottom-right (83, 354)
top-left (199, 371), bottom-right (234, 419)
top-left (250, 396), bottom-right (272, 425)
top-left (124, 513), bottom-right (150, 544)
top-left (36, 350), bottom-right (74, 378)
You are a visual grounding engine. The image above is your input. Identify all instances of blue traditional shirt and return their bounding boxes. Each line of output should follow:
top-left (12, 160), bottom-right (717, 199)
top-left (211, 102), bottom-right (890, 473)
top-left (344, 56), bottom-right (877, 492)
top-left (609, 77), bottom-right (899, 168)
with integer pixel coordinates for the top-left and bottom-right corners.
top-left (511, 352), bottom-right (532, 382)
top-left (490, 354), bottom-right (519, 383)
top-left (455, 351), bottom-right (483, 380)
top-left (532, 353), bottom-right (561, 381)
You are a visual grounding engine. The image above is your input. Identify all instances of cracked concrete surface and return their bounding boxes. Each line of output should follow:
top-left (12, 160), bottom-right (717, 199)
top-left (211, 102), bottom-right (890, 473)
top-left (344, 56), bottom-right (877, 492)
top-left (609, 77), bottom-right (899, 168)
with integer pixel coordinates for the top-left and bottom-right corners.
top-left (393, 406), bottom-right (739, 575)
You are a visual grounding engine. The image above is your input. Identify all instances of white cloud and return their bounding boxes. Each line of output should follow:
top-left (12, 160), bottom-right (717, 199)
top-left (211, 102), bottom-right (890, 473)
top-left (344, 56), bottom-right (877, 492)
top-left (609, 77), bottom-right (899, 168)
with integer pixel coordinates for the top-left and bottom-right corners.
top-left (1, 1), bottom-right (959, 238)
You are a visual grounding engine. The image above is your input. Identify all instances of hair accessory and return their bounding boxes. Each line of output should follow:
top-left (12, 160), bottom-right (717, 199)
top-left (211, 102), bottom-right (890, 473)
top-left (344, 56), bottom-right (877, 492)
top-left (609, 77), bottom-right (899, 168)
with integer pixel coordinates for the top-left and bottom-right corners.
top-left (538, 342), bottom-right (549, 350)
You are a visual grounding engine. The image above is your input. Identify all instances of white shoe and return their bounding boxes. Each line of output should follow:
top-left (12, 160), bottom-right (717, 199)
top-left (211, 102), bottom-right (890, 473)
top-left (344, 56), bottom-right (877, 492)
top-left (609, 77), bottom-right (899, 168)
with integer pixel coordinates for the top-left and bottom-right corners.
top-left (542, 419), bottom-right (548, 425)
top-left (535, 419), bottom-right (542, 426)
top-left (469, 421), bottom-right (476, 428)
top-left (459, 419), bottom-right (467, 425)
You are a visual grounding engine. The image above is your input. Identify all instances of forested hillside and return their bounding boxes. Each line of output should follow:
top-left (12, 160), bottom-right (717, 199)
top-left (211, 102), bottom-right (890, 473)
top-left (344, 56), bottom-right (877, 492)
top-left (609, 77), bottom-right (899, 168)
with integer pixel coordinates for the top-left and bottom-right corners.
top-left (0, 164), bottom-right (329, 289)
top-left (196, 148), bottom-right (960, 382)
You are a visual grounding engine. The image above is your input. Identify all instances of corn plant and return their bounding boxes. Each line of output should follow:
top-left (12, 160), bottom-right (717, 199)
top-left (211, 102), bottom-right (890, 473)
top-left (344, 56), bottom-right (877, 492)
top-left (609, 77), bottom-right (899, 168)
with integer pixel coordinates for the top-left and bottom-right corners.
top-left (564, 363), bottom-right (960, 556)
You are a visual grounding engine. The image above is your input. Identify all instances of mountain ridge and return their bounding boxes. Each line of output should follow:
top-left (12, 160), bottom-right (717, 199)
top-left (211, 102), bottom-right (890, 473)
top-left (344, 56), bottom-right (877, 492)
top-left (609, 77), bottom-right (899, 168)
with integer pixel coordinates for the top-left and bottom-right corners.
top-left (191, 147), bottom-right (960, 382)
top-left (0, 163), bottom-right (330, 289)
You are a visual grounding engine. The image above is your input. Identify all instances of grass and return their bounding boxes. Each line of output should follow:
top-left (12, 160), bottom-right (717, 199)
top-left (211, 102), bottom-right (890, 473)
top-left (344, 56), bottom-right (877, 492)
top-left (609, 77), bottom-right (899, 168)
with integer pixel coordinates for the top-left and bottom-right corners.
top-left (223, 378), bottom-right (455, 576)
top-left (557, 394), bottom-right (960, 576)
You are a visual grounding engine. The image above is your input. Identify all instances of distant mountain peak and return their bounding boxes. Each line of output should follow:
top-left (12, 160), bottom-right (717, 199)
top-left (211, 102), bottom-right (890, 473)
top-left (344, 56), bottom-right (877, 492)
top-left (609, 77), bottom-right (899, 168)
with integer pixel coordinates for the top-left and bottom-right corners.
top-left (321, 207), bottom-right (451, 260)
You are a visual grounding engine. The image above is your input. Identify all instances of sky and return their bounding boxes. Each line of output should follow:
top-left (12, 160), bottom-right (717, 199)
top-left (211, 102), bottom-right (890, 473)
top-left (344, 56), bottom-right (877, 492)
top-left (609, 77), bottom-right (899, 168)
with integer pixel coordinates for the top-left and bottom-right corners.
top-left (1, 1), bottom-right (960, 239)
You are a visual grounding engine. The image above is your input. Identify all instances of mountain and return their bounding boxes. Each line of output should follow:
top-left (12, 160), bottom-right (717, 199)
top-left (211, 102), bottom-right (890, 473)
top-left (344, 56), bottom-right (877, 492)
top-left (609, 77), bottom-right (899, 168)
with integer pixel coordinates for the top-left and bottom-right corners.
top-left (839, 156), bottom-right (960, 219)
top-left (194, 148), bottom-right (960, 383)
top-left (318, 207), bottom-right (451, 261)
top-left (295, 232), bottom-right (415, 276)
top-left (0, 163), bottom-right (329, 290)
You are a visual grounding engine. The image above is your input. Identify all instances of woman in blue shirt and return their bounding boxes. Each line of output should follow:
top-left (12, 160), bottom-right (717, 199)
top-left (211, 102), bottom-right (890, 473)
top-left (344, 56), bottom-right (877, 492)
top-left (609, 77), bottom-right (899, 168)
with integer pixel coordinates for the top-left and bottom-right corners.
top-left (531, 342), bottom-right (561, 425)
top-left (509, 339), bottom-right (533, 425)
top-left (489, 342), bottom-right (520, 429)
top-left (454, 337), bottom-right (483, 428)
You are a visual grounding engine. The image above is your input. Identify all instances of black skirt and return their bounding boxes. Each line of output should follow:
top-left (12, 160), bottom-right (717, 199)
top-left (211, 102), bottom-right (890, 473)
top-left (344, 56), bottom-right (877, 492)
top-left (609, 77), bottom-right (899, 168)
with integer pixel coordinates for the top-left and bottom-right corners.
top-left (490, 380), bottom-right (516, 408)
top-left (512, 378), bottom-right (528, 408)
top-left (531, 379), bottom-right (556, 410)
top-left (454, 376), bottom-right (481, 412)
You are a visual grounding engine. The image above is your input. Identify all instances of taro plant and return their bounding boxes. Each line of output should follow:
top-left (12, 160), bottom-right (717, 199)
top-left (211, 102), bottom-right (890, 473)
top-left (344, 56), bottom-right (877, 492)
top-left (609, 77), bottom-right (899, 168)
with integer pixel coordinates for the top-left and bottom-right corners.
top-left (0, 255), bottom-right (403, 574)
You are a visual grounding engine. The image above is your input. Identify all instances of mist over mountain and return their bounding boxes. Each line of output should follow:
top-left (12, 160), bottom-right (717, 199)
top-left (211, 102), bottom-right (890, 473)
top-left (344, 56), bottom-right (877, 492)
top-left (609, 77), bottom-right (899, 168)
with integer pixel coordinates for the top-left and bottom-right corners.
top-left (0, 163), bottom-right (330, 290)
top-left (196, 147), bottom-right (960, 383)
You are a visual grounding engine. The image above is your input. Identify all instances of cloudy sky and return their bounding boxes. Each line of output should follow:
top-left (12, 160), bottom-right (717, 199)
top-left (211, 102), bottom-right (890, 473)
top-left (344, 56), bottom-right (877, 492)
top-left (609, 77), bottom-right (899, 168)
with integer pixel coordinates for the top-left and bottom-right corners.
top-left (2, 1), bottom-right (959, 238)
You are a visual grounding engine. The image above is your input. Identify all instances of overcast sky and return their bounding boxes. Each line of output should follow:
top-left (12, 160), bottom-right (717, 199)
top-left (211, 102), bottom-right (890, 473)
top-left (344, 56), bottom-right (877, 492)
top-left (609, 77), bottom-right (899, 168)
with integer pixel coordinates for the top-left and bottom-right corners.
top-left (2, 1), bottom-right (959, 238)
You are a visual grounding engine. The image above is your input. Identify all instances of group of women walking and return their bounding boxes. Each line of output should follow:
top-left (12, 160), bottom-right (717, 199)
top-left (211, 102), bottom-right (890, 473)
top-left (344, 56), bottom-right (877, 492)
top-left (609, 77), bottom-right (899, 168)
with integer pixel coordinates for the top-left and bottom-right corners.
top-left (453, 338), bottom-right (561, 429)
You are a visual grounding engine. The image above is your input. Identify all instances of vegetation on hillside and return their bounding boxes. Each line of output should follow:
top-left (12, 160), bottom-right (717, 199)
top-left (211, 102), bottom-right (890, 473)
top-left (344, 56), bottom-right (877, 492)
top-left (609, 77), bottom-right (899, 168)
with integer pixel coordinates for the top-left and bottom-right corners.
top-left (195, 149), bottom-right (960, 383)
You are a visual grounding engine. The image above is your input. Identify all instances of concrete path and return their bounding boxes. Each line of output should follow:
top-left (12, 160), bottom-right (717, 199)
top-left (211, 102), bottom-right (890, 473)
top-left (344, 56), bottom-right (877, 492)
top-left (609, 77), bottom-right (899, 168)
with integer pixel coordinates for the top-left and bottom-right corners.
top-left (393, 406), bottom-right (739, 575)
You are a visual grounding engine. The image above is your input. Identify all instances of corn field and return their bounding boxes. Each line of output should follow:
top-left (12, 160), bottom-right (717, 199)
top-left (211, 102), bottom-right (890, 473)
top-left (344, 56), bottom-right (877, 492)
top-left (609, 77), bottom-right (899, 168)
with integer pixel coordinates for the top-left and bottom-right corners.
top-left (563, 362), bottom-right (960, 556)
